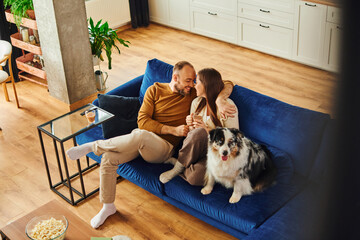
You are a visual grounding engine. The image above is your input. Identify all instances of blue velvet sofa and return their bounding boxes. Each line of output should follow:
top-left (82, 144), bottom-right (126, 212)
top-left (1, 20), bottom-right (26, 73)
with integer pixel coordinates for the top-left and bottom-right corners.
top-left (77, 59), bottom-right (333, 239)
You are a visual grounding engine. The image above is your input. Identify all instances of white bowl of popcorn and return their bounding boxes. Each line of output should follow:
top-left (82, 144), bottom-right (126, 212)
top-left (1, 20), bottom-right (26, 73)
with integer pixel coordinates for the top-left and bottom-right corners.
top-left (25, 214), bottom-right (68, 240)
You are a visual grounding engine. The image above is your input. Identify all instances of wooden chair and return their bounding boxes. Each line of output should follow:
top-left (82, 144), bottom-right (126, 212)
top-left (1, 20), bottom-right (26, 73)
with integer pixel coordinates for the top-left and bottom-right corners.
top-left (0, 40), bottom-right (19, 108)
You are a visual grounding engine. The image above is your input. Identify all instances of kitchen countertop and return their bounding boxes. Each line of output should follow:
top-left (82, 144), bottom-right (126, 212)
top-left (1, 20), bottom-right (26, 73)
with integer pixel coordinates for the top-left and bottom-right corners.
top-left (303, 0), bottom-right (340, 7)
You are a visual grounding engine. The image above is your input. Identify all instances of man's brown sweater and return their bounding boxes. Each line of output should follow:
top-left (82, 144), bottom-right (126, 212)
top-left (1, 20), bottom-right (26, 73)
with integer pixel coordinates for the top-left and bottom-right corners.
top-left (137, 82), bottom-right (196, 148)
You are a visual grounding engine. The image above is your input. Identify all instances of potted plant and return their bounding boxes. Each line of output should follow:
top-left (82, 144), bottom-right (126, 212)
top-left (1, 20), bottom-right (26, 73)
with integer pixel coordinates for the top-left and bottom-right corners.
top-left (88, 17), bottom-right (130, 70)
top-left (4, 0), bottom-right (35, 28)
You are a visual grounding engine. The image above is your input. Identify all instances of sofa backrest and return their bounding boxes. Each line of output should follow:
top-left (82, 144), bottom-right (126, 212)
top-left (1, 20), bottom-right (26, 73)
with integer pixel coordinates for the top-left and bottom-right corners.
top-left (230, 86), bottom-right (330, 177)
top-left (139, 58), bottom-right (174, 104)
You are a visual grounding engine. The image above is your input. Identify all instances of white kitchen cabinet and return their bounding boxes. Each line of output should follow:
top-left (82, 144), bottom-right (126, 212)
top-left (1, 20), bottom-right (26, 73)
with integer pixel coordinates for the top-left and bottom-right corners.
top-left (191, 0), bottom-right (237, 16)
top-left (323, 23), bottom-right (341, 72)
top-left (237, 0), bottom-right (294, 59)
top-left (190, 6), bottom-right (237, 44)
top-left (327, 6), bottom-right (342, 25)
top-left (147, 0), bottom-right (340, 72)
top-left (149, 0), bottom-right (190, 31)
top-left (189, 0), bottom-right (237, 44)
top-left (149, 0), bottom-right (169, 25)
top-left (238, 18), bottom-right (293, 58)
top-left (323, 6), bottom-right (342, 72)
top-left (169, 0), bottom-right (190, 30)
top-left (238, 2), bottom-right (294, 29)
top-left (238, 0), bottom-right (295, 14)
top-left (293, 1), bottom-right (327, 67)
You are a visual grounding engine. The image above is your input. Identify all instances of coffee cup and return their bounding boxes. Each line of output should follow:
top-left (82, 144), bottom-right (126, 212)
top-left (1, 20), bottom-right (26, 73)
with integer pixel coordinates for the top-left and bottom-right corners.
top-left (85, 110), bottom-right (96, 123)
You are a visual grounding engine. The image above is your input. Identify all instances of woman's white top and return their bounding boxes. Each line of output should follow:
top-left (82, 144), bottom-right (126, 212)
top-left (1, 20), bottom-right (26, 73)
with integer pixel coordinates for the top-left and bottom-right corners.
top-left (190, 96), bottom-right (239, 129)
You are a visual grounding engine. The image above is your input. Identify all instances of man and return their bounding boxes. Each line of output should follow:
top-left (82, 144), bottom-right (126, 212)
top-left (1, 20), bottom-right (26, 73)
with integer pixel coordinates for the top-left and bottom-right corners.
top-left (66, 61), bottom-right (235, 228)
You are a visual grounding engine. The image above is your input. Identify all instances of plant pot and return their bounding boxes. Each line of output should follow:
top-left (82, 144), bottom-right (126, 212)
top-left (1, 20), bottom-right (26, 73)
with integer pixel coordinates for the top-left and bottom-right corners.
top-left (93, 55), bottom-right (101, 67)
top-left (26, 10), bottom-right (36, 20)
top-left (16, 53), bottom-right (46, 79)
top-left (5, 9), bottom-right (37, 30)
top-left (10, 32), bottom-right (42, 55)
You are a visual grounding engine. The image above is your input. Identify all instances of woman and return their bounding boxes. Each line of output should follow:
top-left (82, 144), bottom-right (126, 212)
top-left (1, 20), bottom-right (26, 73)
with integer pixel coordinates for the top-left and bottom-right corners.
top-left (159, 68), bottom-right (239, 186)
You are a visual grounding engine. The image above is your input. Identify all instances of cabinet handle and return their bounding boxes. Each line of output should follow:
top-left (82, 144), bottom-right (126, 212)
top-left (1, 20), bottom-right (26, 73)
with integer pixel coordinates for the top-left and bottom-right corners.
top-left (208, 12), bottom-right (217, 16)
top-left (336, 26), bottom-right (343, 30)
top-left (305, 3), bottom-right (317, 7)
top-left (259, 24), bottom-right (270, 28)
top-left (260, 9), bottom-right (270, 13)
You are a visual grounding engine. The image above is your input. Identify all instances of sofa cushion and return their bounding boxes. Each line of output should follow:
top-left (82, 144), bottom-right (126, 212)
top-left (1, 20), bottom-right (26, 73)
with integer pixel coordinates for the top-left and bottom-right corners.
top-left (163, 146), bottom-right (304, 234)
top-left (162, 195), bottom-right (248, 239)
top-left (116, 158), bottom-right (174, 196)
top-left (98, 94), bottom-right (141, 139)
top-left (243, 184), bottom-right (324, 240)
top-left (93, 75), bottom-right (144, 106)
top-left (230, 85), bottom-right (330, 177)
top-left (139, 59), bottom-right (173, 104)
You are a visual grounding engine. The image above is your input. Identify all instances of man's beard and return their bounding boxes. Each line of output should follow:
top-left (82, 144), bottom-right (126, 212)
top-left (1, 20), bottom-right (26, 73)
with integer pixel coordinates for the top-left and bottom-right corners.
top-left (175, 83), bottom-right (190, 96)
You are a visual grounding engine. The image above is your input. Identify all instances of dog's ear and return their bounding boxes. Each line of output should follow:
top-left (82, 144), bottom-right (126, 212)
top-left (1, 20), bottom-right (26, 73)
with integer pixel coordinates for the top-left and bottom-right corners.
top-left (229, 128), bottom-right (244, 139)
top-left (209, 128), bottom-right (217, 143)
top-left (209, 127), bottom-right (222, 143)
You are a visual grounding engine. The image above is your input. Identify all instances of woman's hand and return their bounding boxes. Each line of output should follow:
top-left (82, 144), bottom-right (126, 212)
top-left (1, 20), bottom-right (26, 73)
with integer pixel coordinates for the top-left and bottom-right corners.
top-left (186, 113), bottom-right (194, 126)
top-left (193, 116), bottom-right (207, 130)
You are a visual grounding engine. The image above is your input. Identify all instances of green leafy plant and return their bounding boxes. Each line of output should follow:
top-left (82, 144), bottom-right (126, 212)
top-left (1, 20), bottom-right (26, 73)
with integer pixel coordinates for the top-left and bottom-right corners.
top-left (88, 17), bottom-right (130, 70)
top-left (4, 0), bottom-right (34, 28)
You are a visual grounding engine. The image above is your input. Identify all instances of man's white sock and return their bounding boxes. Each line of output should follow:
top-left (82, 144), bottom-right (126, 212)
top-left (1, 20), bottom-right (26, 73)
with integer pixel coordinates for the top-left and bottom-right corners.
top-left (66, 142), bottom-right (93, 160)
top-left (159, 161), bottom-right (184, 183)
top-left (90, 203), bottom-right (117, 229)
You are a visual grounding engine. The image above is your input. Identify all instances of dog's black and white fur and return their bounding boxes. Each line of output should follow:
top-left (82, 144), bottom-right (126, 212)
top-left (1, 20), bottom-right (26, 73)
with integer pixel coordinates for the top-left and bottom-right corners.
top-left (201, 127), bottom-right (277, 203)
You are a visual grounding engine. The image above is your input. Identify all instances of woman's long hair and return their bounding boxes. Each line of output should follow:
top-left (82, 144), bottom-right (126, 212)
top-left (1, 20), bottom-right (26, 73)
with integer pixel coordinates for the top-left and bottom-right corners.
top-left (195, 68), bottom-right (224, 127)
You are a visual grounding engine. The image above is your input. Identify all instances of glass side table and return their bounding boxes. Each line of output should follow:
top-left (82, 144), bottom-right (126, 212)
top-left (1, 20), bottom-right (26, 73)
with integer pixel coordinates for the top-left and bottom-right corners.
top-left (37, 104), bottom-right (114, 205)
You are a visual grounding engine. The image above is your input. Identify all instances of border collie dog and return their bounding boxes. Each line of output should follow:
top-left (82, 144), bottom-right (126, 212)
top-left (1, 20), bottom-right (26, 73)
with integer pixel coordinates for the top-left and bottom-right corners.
top-left (201, 127), bottom-right (277, 203)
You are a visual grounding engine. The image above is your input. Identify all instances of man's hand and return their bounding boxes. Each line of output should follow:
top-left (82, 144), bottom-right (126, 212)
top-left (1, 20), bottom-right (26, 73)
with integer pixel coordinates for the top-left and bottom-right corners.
top-left (174, 125), bottom-right (190, 137)
top-left (216, 98), bottom-right (237, 118)
top-left (161, 124), bottom-right (190, 137)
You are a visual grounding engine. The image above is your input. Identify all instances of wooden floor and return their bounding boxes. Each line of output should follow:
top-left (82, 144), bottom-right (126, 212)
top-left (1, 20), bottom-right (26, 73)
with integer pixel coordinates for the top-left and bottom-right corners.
top-left (0, 23), bottom-right (337, 239)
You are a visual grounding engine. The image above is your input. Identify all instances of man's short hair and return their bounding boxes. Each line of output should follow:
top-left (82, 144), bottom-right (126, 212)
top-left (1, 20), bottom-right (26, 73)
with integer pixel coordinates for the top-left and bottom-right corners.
top-left (173, 61), bottom-right (194, 74)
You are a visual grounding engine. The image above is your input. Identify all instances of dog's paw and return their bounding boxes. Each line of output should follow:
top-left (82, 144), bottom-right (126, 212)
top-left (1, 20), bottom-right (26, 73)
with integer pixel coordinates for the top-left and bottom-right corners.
top-left (229, 193), bottom-right (242, 203)
top-left (201, 186), bottom-right (212, 195)
top-left (159, 172), bottom-right (171, 184)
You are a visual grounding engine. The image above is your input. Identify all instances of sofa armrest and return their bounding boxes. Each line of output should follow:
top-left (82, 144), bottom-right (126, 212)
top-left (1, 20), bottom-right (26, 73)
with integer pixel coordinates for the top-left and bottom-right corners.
top-left (308, 119), bottom-right (336, 184)
top-left (93, 74), bottom-right (144, 106)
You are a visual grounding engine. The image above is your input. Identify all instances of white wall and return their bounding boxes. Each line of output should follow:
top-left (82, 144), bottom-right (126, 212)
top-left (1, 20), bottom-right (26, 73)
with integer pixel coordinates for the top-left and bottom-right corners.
top-left (85, 0), bottom-right (131, 29)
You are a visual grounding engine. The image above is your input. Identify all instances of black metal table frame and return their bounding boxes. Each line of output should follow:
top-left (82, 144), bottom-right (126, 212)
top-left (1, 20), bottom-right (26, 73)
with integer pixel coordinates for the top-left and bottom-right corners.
top-left (37, 104), bottom-right (114, 206)
top-left (0, 230), bottom-right (9, 240)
